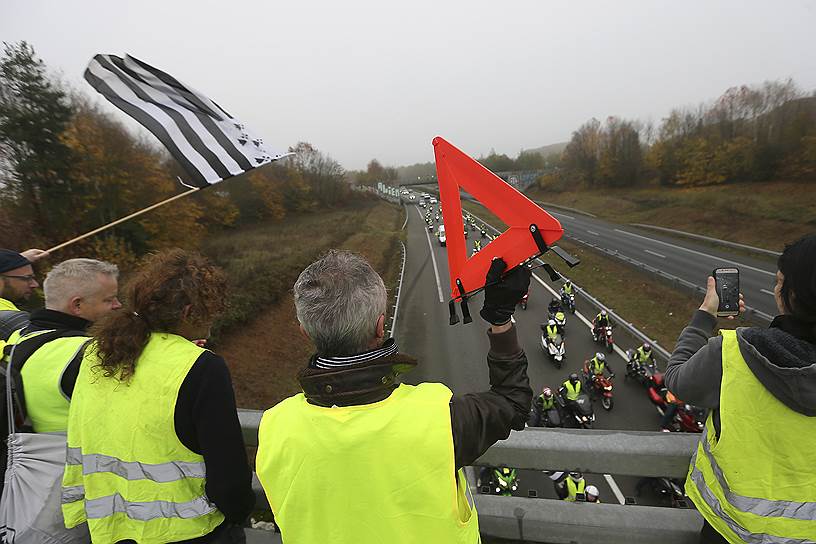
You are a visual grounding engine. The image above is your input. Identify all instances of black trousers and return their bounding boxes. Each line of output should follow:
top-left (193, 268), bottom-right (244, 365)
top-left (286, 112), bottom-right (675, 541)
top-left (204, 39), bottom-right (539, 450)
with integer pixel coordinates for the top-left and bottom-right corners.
top-left (699, 519), bottom-right (729, 544)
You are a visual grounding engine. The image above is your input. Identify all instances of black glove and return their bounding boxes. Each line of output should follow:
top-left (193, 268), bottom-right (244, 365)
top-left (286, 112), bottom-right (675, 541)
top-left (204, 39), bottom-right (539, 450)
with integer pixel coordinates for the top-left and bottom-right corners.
top-left (480, 258), bottom-right (532, 325)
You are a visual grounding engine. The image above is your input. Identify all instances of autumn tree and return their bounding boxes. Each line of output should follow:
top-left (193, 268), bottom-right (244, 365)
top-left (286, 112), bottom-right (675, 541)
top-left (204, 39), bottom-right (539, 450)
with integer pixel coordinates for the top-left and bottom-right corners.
top-left (0, 41), bottom-right (76, 242)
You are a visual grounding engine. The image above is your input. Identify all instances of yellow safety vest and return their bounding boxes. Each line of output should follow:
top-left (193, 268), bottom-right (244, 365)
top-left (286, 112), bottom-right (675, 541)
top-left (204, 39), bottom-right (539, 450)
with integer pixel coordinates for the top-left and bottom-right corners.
top-left (62, 333), bottom-right (225, 544)
top-left (546, 325), bottom-right (559, 338)
top-left (590, 357), bottom-right (605, 375)
top-left (565, 478), bottom-right (586, 501)
top-left (685, 329), bottom-right (816, 543)
top-left (636, 346), bottom-right (652, 364)
top-left (19, 333), bottom-right (89, 432)
top-left (256, 382), bottom-right (480, 544)
top-left (563, 284), bottom-right (574, 295)
top-left (563, 380), bottom-right (581, 401)
top-left (0, 297), bottom-right (19, 311)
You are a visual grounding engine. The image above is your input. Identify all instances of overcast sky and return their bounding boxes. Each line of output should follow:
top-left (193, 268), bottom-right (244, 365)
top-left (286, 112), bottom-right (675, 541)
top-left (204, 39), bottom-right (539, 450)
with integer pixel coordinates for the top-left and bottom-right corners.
top-left (4, 1), bottom-right (815, 170)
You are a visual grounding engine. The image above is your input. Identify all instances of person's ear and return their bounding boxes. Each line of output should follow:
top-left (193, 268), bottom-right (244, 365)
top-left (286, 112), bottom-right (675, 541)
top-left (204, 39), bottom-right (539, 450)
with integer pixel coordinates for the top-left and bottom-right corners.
top-left (298, 324), bottom-right (311, 341)
top-left (70, 296), bottom-right (83, 316)
top-left (181, 304), bottom-right (192, 321)
top-left (375, 314), bottom-right (385, 340)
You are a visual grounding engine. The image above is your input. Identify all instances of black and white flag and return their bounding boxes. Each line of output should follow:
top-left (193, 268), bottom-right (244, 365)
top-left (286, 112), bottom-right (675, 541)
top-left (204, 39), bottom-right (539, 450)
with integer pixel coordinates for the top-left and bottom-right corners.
top-left (85, 54), bottom-right (289, 188)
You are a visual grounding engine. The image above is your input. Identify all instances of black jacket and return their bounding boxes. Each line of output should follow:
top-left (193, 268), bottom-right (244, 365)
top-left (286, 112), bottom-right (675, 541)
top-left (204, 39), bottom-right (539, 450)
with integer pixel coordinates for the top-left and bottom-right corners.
top-left (298, 324), bottom-right (533, 470)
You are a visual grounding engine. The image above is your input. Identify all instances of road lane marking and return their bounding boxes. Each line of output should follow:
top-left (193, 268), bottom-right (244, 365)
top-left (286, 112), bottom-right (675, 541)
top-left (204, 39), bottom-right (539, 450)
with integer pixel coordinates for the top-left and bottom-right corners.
top-left (604, 474), bottom-right (627, 505)
top-left (614, 229), bottom-right (774, 277)
top-left (550, 211), bottom-right (576, 220)
top-left (415, 206), bottom-right (445, 303)
top-left (587, 230), bottom-right (599, 236)
top-left (760, 289), bottom-right (775, 296)
top-left (644, 249), bottom-right (666, 259)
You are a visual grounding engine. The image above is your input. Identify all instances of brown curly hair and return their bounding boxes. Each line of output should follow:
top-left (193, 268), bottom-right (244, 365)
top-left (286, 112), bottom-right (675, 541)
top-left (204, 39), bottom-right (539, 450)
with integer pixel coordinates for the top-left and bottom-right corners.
top-left (89, 248), bottom-right (227, 382)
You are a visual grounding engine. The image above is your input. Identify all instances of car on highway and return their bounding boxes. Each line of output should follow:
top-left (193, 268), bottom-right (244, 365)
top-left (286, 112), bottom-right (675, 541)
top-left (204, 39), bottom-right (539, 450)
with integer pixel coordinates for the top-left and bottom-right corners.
top-left (429, 197), bottom-right (437, 205)
top-left (419, 200), bottom-right (426, 208)
top-left (437, 225), bottom-right (446, 247)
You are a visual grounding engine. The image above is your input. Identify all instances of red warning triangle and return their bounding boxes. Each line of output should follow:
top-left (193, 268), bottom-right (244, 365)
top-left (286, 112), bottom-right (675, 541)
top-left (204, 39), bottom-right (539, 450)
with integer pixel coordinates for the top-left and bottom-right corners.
top-left (433, 136), bottom-right (564, 299)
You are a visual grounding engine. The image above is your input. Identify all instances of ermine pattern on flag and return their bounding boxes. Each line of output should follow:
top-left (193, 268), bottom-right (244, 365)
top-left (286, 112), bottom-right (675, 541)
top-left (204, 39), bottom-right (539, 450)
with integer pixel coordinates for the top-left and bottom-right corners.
top-left (85, 54), bottom-right (287, 187)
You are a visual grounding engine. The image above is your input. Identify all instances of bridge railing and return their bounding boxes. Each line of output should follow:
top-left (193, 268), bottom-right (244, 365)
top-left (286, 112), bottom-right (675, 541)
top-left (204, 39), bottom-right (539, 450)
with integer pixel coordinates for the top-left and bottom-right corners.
top-left (239, 409), bottom-right (703, 544)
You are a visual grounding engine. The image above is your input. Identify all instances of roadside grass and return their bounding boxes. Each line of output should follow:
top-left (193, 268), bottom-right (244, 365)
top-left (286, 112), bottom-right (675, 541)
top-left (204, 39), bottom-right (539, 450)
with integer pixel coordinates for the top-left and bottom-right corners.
top-left (461, 201), bottom-right (756, 351)
top-left (526, 181), bottom-right (816, 253)
top-left (204, 200), bottom-right (405, 410)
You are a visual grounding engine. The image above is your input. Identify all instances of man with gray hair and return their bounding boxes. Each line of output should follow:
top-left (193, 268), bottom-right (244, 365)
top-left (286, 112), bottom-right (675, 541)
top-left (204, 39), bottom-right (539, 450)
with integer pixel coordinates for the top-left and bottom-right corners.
top-left (257, 250), bottom-right (533, 543)
top-left (5, 258), bottom-right (122, 433)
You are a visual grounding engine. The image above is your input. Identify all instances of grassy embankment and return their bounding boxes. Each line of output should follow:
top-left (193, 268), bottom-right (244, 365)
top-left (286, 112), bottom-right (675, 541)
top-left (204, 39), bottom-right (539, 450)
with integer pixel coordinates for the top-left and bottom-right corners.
top-left (203, 199), bottom-right (405, 410)
top-left (526, 181), bottom-right (816, 253)
top-left (461, 201), bottom-right (753, 351)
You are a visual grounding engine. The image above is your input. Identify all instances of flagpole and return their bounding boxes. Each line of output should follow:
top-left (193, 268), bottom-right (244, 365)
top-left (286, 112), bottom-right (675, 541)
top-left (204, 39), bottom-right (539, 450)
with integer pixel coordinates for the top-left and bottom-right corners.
top-left (46, 187), bottom-right (201, 253)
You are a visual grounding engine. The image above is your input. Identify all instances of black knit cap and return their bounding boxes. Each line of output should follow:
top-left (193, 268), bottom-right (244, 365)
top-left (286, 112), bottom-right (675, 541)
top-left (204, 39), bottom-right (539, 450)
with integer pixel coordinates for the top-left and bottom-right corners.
top-left (0, 250), bottom-right (31, 274)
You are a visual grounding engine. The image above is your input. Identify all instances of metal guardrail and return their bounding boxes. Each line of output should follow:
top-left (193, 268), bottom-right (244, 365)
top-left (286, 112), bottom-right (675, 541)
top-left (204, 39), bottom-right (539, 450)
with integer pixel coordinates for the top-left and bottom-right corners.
top-left (238, 410), bottom-right (703, 543)
top-left (386, 241), bottom-right (407, 339)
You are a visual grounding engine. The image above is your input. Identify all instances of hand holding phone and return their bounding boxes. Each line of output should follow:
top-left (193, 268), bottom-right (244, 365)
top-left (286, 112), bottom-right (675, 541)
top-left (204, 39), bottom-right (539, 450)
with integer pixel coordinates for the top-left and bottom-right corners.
top-left (713, 268), bottom-right (740, 317)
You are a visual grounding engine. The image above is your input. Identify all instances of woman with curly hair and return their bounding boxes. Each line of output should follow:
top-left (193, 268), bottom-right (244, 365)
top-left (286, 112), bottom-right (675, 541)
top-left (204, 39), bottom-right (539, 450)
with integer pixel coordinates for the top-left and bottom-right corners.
top-left (62, 249), bottom-right (253, 544)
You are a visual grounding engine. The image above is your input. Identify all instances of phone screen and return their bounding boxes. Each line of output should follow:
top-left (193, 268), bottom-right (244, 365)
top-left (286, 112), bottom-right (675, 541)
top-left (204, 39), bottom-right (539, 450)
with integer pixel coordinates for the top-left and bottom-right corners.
top-left (714, 268), bottom-right (740, 316)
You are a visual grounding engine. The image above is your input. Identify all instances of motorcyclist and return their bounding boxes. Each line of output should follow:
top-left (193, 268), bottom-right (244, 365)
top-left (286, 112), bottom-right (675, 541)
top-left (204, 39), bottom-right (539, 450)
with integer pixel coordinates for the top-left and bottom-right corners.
top-left (544, 319), bottom-right (559, 342)
top-left (536, 387), bottom-right (555, 412)
top-left (585, 485), bottom-right (600, 503)
top-left (560, 373), bottom-right (582, 402)
top-left (635, 342), bottom-right (655, 366)
top-left (593, 309), bottom-right (611, 339)
top-left (555, 471), bottom-right (587, 501)
top-left (561, 280), bottom-right (574, 296)
top-left (584, 352), bottom-right (614, 382)
top-left (473, 239), bottom-right (482, 252)
top-left (548, 297), bottom-right (563, 316)
top-left (660, 390), bottom-right (684, 432)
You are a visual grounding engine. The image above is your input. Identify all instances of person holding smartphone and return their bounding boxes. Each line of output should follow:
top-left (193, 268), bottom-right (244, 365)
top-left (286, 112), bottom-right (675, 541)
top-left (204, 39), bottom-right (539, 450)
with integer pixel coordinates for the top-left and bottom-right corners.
top-left (665, 234), bottom-right (816, 544)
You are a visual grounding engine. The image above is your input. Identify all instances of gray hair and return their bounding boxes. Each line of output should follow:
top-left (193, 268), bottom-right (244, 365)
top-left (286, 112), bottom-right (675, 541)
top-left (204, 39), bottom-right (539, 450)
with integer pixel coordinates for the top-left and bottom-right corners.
top-left (294, 250), bottom-right (387, 356)
top-left (44, 258), bottom-right (119, 310)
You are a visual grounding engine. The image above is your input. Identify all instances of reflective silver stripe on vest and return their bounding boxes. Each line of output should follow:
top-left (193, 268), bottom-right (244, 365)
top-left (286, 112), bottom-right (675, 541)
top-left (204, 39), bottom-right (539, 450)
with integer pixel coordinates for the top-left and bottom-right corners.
top-left (85, 493), bottom-right (217, 521)
top-left (62, 485), bottom-right (85, 504)
top-left (700, 427), bottom-right (816, 521)
top-left (66, 446), bottom-right (82, 465)
top-left (65, 447), bottom-right (206, 483)
top-left (690, 465), bottom-right (814, 544)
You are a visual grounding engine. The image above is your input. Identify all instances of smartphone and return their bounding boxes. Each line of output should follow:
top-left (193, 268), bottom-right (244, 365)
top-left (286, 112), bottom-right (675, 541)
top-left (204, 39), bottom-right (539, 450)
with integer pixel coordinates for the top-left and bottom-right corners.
top-left (713, 267), bottom-right (740, 317)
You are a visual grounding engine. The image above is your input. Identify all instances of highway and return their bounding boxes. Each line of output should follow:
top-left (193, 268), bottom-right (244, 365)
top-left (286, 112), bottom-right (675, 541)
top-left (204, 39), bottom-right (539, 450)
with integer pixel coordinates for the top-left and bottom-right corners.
top-left (542, 208), bottom-right (778, 319)
top-left (410, 184), bottom-right (779, 319)
top-left (395, 200), bottom-right (681, 507)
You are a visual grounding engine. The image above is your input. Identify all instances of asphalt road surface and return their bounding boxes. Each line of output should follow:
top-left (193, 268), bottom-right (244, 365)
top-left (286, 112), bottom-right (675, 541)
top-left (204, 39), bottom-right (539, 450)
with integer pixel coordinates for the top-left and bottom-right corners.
top-left (395, 202), bottom-right (683, 508)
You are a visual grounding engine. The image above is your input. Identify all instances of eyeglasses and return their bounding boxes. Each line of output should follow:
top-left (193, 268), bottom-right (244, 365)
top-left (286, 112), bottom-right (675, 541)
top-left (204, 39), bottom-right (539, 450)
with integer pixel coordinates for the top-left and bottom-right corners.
top-left (1, 274), bottom-right (37, 282)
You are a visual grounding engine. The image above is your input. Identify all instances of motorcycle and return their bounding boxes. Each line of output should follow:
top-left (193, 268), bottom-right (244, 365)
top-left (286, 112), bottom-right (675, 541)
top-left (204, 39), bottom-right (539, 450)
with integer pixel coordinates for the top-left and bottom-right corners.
top-left (636, 477), bottom-right (688, 508)
top-left (583, 362), bottom-right (614, 411)
top-left (560, 291), bottom-right (576, 314)
top-left (480, 229), bottom-right (487, 238)
top-left (519, 292), bottom-right (529, 310)
top-left (625, 349), bottom-right (658, 386)
top-left (646, 371), bottom-right (668, 409)
top-left (549, 310), bottom-right (567, 335)
top-left (527, 402), bottom-right (563, 428)
top-left (593, 325), bottom-right (614, 353)
top-left (540, 329), bottom-right (565, 368)
top-left (479, 467), bottom-right (519, 496)
top-left (668, 404), bottom-right (705, 433)
top-left (557, 391), bottom-right (595, 429)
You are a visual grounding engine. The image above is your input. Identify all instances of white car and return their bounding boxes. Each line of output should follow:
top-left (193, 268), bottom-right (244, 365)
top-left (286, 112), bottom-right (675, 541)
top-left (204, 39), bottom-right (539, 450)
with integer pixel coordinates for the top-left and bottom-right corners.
top-left (437, 225), bottom-right (446, 247)
top-left (419, 200), bottom-right (426, 208)
top-left (429, 197), bottom-right (438, 205)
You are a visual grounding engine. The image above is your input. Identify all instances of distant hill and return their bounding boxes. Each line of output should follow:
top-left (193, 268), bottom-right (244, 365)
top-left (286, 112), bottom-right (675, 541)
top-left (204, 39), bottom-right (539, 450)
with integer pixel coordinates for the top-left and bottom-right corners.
top-left (394, 141), bottom-right (568, 182)
top-left (522, 141), bottom-right (568, 158)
